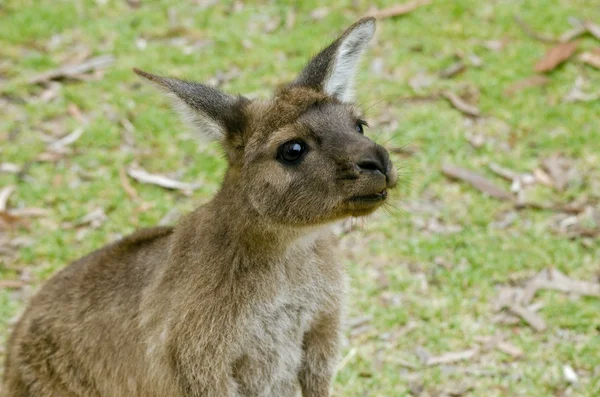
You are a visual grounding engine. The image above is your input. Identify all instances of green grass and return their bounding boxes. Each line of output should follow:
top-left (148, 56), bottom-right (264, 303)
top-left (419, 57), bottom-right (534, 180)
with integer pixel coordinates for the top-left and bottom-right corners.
top-left (1, 0), bottom-right (600, 395)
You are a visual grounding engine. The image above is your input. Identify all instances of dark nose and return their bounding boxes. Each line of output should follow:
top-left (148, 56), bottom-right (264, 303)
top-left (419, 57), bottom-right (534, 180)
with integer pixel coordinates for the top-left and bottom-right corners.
top-left (357, 155), bottom-right (386, 176)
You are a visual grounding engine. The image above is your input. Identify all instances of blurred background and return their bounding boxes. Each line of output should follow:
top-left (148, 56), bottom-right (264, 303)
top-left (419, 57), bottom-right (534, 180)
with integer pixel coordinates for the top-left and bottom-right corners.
top-left (1, 1), bottom-right (599, 396)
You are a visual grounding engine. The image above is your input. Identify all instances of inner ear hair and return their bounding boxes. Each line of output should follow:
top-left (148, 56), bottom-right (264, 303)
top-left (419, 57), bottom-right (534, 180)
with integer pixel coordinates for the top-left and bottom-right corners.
top-left (290, 17), bottom-right (376, 102)
top-left (324, 18), bottom-right (376, 101)
top-left (133, 68), bottom-right (249, 142)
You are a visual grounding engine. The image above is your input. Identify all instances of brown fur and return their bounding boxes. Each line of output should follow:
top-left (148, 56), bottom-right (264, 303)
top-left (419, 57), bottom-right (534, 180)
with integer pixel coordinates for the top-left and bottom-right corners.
top-left (3, 18), bottom-right (397, 397)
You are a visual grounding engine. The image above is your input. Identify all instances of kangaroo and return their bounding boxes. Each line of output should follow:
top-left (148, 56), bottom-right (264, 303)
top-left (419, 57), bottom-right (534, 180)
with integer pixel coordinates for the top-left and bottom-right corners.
top-left (2, 17), bottom-right (397, 397)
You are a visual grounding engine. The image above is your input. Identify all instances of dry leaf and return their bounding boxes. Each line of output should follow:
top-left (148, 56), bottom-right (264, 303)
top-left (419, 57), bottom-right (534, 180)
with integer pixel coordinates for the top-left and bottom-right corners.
top-left (563, 365), bottom-right (579, 384)
top-left (425, 349), bottom-right (479, 366)
top-left (0, 280), bottom-right (25, 289)
top-left (440, 61), bottom-right (466, 78)
top-left (48, 128), bottom-right (84, 151)
top-left (443, 383), bottom-right (474, 397)
top-left (126, 0), bottom-right (142, 8)
top-left (442, 164), bottom-right (514, 201)
top-left (507, 304), bottom-right (547, 332)
top-left (28, 55), bottom-right (114, 85)
top-left (0, 185), bottom-right (15, 211)
top-left (534, 42), bottom-right (578, 73)
top-left (309, 7), bottom-right (329, 21)
top-left (533, 168), bottom-right (554, 187)
top-left (67, 103), bottom-right (88, 125)
top-left (514, 15), bottom-right (558, 44)
top-left (335, 347), bottom-right (357, 372)
top-left (119, 167), bottom-right (139, 199)
top-left (563, 76), bottom-right (599, 103)
top-left (484, 39), bottom-right (508, 51)
top-left (408, 72), bottom-right (436, 91)
top-left (369, 0), bottom-right (430, 19)
top-left (263, 16), bottom-right (280, 33)
top-left (583, 21), bottom-right (600, 41)
top-left (523, 268), bottom-right (600, 303)
top-left (488, 163), bottom-right (519, 182)
top-left (389, 357), bottom-right (419, 369)
top-left (285, 8), bottom-right (296, 30)
top-left (504, 75), bottom-right (549, 96)
top-left (542, 155), bottom-right (574, 191)
top-left (0, 212), bottom-right (21, 229)
top-left (0, 163), bottom-right (21, 174)
top-left (495, 341), bottom-right (523, 358)
top-left (77, 208), bottom-right (107, 229)
top-left (390, 146), bottom-right (419, 156)
top-left (127, 165), bottom-right (201, 193)
top-left (9, 208), bottom-right (50, 217)
top-left (159, 208), bottom-right (181, 226)
top-left (560, 25), bottom-right (587, 43)
top-left (580, 48), bottom-right (600, 69)
top-left (442, 92), bottom-right (480, 117)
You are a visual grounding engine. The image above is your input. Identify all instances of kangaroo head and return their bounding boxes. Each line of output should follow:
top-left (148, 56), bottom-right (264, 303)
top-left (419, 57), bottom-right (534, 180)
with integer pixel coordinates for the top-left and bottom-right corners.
top-left (134, 17), bottom-right (397, 227)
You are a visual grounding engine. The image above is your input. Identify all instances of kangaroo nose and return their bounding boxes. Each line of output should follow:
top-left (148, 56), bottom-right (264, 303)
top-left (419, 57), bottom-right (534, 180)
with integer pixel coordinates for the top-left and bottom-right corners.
top-left (357, 156), bottom-right (386, 176)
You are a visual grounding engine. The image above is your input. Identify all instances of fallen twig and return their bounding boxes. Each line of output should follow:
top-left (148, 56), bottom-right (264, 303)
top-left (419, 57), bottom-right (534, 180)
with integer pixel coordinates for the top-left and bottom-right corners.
top-left (442, 92), bottom-right (481, 117)
top-left (507, 304), bottom-right (547, 332)
top-left (119, 167), bottom-right (139, 199)
top-left (126, 165), bottom-right (201, 193)
top-left (48, 128), bottom-right (84, 151)
top-left (442, 164), bottom-right (513, 201)
top-left (514, 15), bottom-right (558, 44)
top-left (425, 349), bottom-right (479, 366)
top-left (522, 268), bottom-right (600, 304)
top-left (369, 0), bottom-right (430, 19)
top-left (583, 20), bottom-right (600, 41)
top-left (28, 55), bottom-right (115, 85)
top-left (0, 185), bottom-right (15, 211)
top-left (0, 280), bottom-right (26, 289)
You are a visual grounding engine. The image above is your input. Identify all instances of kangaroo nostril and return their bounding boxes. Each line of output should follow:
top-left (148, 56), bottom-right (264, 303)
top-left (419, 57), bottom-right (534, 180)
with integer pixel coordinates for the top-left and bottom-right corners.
top-left (357, 158), bottom-right (385, 175)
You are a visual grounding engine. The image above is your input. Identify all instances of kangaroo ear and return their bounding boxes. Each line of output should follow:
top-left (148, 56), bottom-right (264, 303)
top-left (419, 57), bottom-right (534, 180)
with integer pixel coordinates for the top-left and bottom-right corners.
top-left (133, 68), bottom-right (248, 141)
top-left (291, 17), bottom-right (375, 102)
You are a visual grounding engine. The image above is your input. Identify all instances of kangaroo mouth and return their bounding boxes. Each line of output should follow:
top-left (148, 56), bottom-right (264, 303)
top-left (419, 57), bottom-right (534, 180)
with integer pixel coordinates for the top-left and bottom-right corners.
top-left (349, 189), bottom-right (387, 203)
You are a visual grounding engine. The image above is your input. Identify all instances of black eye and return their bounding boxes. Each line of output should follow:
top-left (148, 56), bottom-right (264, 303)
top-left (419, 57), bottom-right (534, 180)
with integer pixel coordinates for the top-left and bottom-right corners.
top-left (277, 140), bottom-right (307, 164)
top-left (356, 119), bottom-right (368, 134)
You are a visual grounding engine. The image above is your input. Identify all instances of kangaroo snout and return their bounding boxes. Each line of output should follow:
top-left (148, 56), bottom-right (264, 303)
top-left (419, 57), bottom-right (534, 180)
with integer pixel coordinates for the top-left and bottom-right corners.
top-left (356, 145), bottom-right (397, 190)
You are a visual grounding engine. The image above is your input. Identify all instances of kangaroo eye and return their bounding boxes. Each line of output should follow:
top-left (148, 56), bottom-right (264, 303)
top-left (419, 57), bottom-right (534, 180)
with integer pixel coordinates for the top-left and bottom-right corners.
top-left (356, 119), bottom-right (368, 134)
top-left (277, 140), bottom-right (307, 164)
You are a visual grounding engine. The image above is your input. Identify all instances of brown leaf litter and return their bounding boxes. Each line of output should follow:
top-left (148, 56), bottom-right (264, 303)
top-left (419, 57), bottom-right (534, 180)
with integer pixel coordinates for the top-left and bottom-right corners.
top-left (534, 42), bottom-right (578, 73)
top-left (494, 268), bottom-right (600, 331)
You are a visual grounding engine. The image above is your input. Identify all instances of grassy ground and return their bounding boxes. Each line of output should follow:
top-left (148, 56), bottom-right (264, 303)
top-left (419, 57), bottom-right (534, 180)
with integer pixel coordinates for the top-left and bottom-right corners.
top-left (1, 0), bottom-right (600, 396)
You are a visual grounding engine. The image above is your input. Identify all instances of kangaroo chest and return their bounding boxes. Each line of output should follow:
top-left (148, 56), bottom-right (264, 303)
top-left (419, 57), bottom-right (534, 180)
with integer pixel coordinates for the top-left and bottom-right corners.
top-left (233, 249), bottom-right (341, 397)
